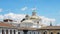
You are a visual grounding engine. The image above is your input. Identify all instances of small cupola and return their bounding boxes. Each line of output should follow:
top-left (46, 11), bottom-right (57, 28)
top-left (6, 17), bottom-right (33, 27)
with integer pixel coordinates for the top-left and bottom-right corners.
top-left (32, 8), bottom-right (37, 16)
top-left (32, 10), bottom-right (36, 16)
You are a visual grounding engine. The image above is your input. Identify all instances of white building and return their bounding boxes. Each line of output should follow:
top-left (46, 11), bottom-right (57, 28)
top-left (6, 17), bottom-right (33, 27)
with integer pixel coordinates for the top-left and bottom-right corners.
top-left (0, 10), bottom-right (56, 34)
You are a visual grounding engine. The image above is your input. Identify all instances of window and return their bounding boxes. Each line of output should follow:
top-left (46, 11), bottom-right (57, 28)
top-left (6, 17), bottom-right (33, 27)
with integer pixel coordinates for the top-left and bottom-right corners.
top-left (18, 32), bottom-right (20, 34)
top-left (2, 29), bottom-right (5, 34)
top-left (34, 32), bottom-right (35, 34)
top-left (6, 30), bottom-right (8, 34)
top-left (43, 32), bottom-right (45, 34)
top-left (14, 30), bottom-right (16, 34)
top-left (50, 32), bottom-right (53, 34)
top-left (57, 32), bottom-right (60, 34)
top-left (10, 30), bottom-right (12, 34)
top-left (43, 31), bottom-right (47, 34)
top-left (29, 32), bottom-right (31, 34)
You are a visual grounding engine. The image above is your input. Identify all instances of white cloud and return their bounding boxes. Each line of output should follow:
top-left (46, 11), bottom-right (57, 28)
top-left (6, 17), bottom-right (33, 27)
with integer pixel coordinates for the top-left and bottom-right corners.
top-left (21, 7), bottom-right (28, 11)
top-left (56, 23), bottom-right (60, 26)
top-left (32, 8), bottom-right (37, 10)
top-left (0, 13), bottom-right (25, 21)
top-left (0, 15), bottom-right (4, 21)
top-left (39, 16), bottom-right (55, 22)
top-left (0, 8), bottom-right (3, 12)
top-left (4, 13), bottom-right (25, 21)
top-left (0, 13), bottom-right (56, 26)
top-left (39, 16), bottom-right (55, 26)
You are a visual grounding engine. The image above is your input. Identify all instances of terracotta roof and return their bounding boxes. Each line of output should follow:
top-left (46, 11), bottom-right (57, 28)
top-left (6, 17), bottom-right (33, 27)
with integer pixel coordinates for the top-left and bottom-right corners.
top-left (38, 26), bottom-right (60, 30)
top-left (0, 22), bottom-right (14, 27)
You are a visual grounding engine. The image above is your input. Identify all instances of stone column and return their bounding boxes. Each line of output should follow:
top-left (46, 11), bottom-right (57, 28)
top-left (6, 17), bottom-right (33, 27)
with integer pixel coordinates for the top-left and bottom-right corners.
top-left (31, 31), bottom-right (34, 34)
top-left (40, 30), bottom-right (43, 34)
top-left (0, 29), bottom-right (2, 34)
top-left (53, 30), bottom-right (57, 34)
top-left (8, 29), bottom-right (10, 34)
top-left (38, 31), bottom-right (41, 34)
top-left (47, 31), bottom-right (50, 34)
top-left (15, 30), bottom-right (18, 34)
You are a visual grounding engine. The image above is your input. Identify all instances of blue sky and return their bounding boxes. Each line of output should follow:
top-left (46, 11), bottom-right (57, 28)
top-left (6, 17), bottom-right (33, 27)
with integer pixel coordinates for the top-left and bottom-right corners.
top-left (0, 0), bottom-right (60, 25)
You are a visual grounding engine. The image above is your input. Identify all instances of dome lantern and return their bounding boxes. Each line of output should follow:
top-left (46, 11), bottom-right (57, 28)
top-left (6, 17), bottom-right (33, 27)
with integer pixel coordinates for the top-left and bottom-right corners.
top-left (32, 8), bottom-right (37, 16)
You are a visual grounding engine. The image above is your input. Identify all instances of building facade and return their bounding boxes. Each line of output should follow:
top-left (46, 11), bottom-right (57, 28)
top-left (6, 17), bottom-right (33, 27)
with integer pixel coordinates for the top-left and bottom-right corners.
top-left (0, 11), bottom-right (60, 34)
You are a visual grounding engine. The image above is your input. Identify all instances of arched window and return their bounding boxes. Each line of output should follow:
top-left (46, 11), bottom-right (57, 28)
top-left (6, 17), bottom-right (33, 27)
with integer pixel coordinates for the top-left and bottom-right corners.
top-left (14, 30), bottom-right (16, 34)
top-left (10, 30), bottom-right (12, 34)
top-left (50, 32), bottom-right (53, 34)
top-left (18, 32), bottom-right (20, 34)
top-left (6, 30), bottom-right (8, 34)
top-left (34, 32), bottom-right (35, 34)
top-left (57, 32), bottom-right (60, 34)
top-left (43, 31), bottom-right (47, 34)
top-left (2, 29), bottom-right (5, 34)
top-left (38, 32), bottom-right (39, 34)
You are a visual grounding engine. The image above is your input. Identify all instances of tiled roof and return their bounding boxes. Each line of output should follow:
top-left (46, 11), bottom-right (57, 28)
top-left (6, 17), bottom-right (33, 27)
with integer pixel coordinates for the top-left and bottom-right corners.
top-left (0, 22), bottom-right (14, 27)
top-left (0, 21), bottom-right (60, 30)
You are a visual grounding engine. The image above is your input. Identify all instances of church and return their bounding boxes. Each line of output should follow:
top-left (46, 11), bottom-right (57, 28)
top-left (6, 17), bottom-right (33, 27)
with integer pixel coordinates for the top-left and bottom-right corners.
top-left (0, 10), bottom-right (60, 34)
